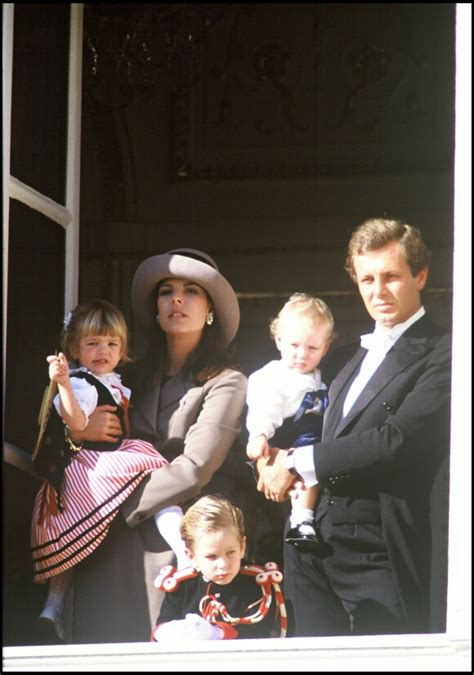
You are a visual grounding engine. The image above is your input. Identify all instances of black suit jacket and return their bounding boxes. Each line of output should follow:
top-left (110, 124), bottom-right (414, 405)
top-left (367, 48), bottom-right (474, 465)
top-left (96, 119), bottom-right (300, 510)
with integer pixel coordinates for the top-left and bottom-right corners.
top-left (314, 314), bottom-right (451, 632)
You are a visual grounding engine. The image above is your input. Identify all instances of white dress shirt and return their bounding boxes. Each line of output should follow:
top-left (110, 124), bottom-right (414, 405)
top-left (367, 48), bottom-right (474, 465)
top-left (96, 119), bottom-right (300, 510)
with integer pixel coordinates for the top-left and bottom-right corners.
top-left (343, 306), bottom-right (425, 417)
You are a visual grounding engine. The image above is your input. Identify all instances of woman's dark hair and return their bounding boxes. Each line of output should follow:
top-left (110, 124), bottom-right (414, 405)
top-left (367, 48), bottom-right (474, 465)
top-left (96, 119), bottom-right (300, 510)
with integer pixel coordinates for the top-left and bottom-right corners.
top-left (133, 285), bottom-right (239, 391)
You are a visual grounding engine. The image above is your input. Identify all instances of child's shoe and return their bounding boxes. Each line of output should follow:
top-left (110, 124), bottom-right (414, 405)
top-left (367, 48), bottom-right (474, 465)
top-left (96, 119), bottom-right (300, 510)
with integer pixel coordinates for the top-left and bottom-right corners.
top-left (285, 521), bottom-right (331, 557)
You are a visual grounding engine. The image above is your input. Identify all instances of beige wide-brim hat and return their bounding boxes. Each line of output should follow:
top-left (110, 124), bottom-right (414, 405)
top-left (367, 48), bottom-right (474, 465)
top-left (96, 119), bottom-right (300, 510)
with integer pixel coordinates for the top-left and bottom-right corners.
top-left (131, 248), bottom-right (240, 347)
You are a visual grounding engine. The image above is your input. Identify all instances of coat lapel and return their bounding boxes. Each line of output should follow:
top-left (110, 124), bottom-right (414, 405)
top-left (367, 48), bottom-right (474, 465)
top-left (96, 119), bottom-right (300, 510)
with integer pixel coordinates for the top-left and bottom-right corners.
top-left (159, 372), bottom-right (191, 413)
top-left (135, 371), bottom-right (189, 434)
top-left (327, 325), bottom-right (433, 439)
top-left (137, 385), bottom-right (160, 433)
top-left (323, 350), bottom-right (365, 439)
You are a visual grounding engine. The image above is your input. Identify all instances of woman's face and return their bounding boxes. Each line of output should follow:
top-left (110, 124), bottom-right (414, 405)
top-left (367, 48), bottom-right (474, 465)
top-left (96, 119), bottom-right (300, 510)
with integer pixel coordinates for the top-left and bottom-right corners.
top-left (156, 278), bottom-right (211, 338)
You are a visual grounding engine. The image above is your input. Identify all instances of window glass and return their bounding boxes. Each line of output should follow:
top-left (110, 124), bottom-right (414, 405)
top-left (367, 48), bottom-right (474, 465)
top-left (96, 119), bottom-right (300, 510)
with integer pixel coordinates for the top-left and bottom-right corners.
top-left (10, 3), bottom-right (69, 203)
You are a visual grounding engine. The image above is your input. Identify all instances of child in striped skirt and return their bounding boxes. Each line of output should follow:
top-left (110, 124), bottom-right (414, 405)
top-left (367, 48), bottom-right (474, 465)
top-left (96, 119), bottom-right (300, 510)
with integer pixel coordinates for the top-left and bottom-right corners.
top-left (31, 300), bottom-right (188, 641)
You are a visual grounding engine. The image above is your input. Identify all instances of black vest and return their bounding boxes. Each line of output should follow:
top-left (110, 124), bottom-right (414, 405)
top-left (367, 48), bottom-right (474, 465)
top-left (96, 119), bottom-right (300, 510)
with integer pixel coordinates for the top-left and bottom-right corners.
top-left (33, 371), bottom-right (127, 497)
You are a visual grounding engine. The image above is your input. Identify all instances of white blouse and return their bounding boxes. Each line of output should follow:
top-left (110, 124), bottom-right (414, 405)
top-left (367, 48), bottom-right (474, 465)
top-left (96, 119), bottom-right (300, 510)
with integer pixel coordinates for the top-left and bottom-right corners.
top-left (246, 359), bottom-right (326, 440)
top-left (53, 367), bottom-right (131, 421)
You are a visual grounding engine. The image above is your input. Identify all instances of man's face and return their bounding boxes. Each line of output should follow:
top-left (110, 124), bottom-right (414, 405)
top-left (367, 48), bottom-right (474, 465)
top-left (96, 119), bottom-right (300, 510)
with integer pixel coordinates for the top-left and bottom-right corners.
top-left (353, 240), bottom-right (428, 330)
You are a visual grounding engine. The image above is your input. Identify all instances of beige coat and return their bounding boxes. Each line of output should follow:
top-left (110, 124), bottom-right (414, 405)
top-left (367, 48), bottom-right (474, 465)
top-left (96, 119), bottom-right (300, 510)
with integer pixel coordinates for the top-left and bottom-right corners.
top-left (69, 367), bottom-right (247, 644)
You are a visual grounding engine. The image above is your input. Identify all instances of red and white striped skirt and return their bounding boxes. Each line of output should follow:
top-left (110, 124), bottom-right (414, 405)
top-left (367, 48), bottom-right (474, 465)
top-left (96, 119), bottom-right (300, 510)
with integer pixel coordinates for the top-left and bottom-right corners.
top-left (31, 439), bottom-right (168, 582)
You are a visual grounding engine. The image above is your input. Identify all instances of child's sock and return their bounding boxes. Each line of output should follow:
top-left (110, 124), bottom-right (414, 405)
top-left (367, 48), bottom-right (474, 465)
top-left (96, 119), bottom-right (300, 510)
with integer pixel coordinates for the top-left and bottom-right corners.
top-left (42, 571), bottom-right (71, 615)
top-left (290, 507), bottom-right (315, 530)
top-left (40, 570), bottom-right (72, 641)
top-left (154, 505), bottom-right (190, 569)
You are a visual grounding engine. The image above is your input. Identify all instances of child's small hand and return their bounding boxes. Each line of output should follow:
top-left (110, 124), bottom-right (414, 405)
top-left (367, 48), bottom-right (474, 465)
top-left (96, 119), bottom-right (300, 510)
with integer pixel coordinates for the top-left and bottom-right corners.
top-left (288, 479), bottom-right (306, 502)
top-left (47, 352), bottom-right (70, 385)
top-left (246, 434), bottom-right (269, 460)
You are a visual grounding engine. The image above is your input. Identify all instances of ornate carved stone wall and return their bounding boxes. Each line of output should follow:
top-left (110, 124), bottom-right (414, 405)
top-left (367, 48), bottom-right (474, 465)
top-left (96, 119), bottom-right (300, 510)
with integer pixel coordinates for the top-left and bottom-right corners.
top-left (169, 3), bottom-right (453, 179)
top-left (78, 3), bottom-right (455, 374)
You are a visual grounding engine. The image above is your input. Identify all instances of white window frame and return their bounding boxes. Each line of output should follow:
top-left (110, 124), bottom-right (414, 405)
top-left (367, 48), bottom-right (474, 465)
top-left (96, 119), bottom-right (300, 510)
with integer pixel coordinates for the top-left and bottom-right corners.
top-left (2, 3), bottom-right (471, 670)
top-left (2, 2), bottom-right (83, 407)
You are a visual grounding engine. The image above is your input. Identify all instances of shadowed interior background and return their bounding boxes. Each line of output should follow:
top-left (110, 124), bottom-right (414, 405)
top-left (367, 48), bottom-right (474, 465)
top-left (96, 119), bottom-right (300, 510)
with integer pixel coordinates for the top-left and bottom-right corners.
top-left (4, 3), bottom-right (455, 645)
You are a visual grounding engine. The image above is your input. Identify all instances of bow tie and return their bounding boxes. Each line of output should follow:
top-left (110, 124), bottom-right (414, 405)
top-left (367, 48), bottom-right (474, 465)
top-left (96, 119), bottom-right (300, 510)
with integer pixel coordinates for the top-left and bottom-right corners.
top-left (294, 389), bottom-right (329, 421)
top-left (360, 332), bottom-right (393, 353)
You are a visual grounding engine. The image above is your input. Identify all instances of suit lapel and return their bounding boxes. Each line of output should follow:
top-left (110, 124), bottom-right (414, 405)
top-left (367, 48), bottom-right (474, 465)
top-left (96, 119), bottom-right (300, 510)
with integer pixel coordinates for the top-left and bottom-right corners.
top-left (323, 350), bottom-right (365, 439)
top-left (327, 322), bottom-right (434, 439)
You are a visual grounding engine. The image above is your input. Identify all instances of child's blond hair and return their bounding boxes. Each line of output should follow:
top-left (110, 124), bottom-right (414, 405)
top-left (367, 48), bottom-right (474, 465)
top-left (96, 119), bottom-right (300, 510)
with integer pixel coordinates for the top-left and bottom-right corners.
top-left (60, 299), bottom-right (132, 366)
top-left (180, 495), bottom-right (245, 551)
top-left (269, 293), bottom-right (335, 344)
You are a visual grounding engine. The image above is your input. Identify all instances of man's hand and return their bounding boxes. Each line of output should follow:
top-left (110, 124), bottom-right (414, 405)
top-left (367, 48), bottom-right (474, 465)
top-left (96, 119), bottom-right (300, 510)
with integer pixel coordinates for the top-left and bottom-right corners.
top-left (69, 404), bottom-right (122, 444)
top-left (256, 447), bottom-right (295, 502)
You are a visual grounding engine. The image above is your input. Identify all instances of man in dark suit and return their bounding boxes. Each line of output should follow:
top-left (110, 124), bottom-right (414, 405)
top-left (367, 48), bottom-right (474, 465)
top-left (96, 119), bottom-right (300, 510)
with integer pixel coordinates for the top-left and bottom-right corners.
top-left (256, 218), bottom-right (451, 636)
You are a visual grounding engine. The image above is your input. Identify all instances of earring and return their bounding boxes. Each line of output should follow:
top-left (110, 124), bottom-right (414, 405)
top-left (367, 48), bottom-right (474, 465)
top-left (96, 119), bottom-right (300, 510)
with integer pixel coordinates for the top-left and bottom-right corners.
top-left (206, 311), bottom-right (214, 326)
top-left (155, 314), bottom-right (160, 325)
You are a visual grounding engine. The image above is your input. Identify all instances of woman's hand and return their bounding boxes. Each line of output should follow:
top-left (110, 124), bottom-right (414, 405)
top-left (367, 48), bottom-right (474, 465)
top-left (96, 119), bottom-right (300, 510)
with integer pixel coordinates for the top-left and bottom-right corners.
top-left (68, 404), bottom-right (122, 444)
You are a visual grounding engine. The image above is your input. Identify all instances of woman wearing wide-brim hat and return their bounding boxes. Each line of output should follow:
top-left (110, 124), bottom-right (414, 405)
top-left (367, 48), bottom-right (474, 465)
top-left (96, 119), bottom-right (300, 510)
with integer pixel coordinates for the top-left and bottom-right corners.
top-left (67, 249), bottom-right (248, 644)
